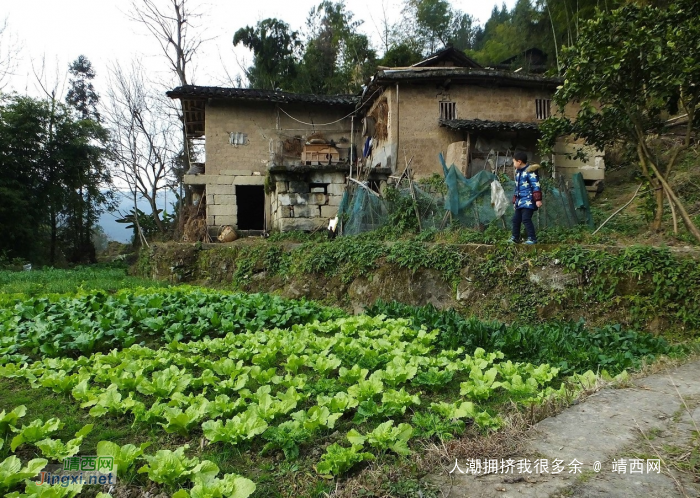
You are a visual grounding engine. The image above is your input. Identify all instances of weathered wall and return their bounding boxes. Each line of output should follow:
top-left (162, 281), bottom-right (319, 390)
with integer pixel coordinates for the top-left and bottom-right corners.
top-left (205, 101), bottom-right (272, 176)
top-left (205, 100), bottom-right (354, 174)
top-left (187, 100), bottom-right (355, 233)
top-left (269, 169), bottom-right (347, 231)
top-left (362, 87), bottom-right (399, 172)
top-left (366, 83), bottom-right (554, 178)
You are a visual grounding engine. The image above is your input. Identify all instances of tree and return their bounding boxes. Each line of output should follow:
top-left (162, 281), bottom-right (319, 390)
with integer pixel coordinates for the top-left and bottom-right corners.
top-left (469, 0), bottom-right (543, 66)
top-left (468, 0), bottom-right (627, 69)
top-left (378, 42), bottom-right (423, 67)
top-left (106, 62), bottom-right (178, 240)
top-left (62, 55), bottom-right (112, 263)
top-left (414, 0), bottom-right (451, 52)
top-left (0, 96), bottom-right (49, 261)
top-left (128, 0), bottom-right (207, 236)
top-left (233, 19), bottom-right (302, 90)
top-left (0, 95), bottom-right (111, 264)
top-left (128, 0), bottom-right (205, 88)
top-left (397, 0), bottom-right (478, 56)
top-left (0, 17), bottom-right (20, 91)
top-left (66, 56), bottom-right (100, 121)
top-left (293, 1), bottom-right (376, 94)
top-left (540, 0), bottom-right (700, 241)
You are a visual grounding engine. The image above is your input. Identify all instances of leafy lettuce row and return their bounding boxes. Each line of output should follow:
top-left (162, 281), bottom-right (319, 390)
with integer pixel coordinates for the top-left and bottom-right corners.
top-left (0, 288), bottom-right (346, 361)
top-left (1, 315), bottom-right (604, 479)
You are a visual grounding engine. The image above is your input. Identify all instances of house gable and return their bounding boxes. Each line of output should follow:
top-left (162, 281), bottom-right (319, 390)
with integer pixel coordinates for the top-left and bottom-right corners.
top-left (411, 46), bottom-right (482, 69)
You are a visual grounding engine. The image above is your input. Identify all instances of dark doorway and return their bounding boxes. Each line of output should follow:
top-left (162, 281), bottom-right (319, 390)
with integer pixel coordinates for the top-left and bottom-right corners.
top-left (236, 185), bottom-right (265, 230)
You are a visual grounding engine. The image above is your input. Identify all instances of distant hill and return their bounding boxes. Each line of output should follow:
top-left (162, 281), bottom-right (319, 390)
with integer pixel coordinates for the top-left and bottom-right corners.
top-left (99, 191), bottom-right (170, 243)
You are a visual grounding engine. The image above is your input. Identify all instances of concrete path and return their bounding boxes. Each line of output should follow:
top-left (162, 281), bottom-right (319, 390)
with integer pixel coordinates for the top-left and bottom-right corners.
top-left (431, 360), bottom-right (700, 498)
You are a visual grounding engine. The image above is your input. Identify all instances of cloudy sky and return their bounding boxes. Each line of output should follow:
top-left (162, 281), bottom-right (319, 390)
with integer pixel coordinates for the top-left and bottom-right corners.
top-left (3, 0), bottom-right (516, 96)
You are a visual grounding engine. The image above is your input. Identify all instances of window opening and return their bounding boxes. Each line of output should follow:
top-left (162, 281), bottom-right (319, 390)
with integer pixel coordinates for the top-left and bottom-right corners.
top-left (439, 101), bottom-right (457, 120)
top-left (536, 99), bottom-right (552, 120)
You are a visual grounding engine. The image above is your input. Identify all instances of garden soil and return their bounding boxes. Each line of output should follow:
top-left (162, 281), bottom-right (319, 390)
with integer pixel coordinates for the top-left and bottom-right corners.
top-left (430, 359), bottom-right (700, 497)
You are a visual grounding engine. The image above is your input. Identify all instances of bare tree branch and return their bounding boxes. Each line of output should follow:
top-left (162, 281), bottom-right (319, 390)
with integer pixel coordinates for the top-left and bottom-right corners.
top-left (0, 16), bottom-right (21, 90)
top-left (105, 61), bottom-right (179, 235)
top-left (128, 0), bottom-right (210, 87)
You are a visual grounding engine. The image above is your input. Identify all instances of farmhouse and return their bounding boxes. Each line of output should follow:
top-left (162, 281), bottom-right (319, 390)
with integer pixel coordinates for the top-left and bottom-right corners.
top-left (167, 47), bottom-right (603, 237)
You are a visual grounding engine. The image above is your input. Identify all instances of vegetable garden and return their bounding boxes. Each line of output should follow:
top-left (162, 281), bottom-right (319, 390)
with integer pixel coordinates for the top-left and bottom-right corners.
top-left (0, 268), bottom-right (683, 498)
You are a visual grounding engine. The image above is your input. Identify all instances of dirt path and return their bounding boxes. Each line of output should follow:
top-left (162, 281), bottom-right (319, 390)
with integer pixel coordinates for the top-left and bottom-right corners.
top-left (430, 360), bottom-right (700, 498)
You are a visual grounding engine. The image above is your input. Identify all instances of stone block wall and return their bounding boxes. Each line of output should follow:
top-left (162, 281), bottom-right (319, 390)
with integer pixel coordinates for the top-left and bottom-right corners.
top-left (193, 99), bottom-right (356, 234)
top-left (185, 171), bottom-right (268, 233)
top-left (269, 169), bottom-right (347, 232)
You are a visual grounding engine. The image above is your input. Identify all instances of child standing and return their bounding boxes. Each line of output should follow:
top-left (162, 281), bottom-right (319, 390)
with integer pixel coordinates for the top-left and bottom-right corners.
top-left (510, 151), bottom-right (542, 244)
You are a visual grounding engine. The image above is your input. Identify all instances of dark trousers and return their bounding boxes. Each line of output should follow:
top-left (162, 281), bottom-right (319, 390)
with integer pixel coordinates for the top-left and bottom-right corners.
top-left (512, 208), bottom-right (537, 241)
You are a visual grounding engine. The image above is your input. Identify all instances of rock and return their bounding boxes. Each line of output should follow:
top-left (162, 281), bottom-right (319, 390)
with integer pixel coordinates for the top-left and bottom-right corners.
top-left (456, 266), bottom-right (477, 302)
top-left (528, 266), bottom-right (578, 291)
top-left (348, 264), bottom-right (457, 313)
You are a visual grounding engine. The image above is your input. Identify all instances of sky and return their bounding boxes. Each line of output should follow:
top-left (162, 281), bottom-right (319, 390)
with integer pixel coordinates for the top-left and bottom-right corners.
top-left (3, 0), bottom-right (517, 97)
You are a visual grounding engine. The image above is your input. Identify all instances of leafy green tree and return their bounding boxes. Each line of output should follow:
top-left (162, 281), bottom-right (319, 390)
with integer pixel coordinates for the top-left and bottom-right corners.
top-left (378, 42), bottom-right (423, 67)
top-left (397, 0), bottom-right (477, 56)
top-left (293, 1), bottom-right (376, 94)
top-left (63, 55), bottom-right (113, 263)
top-left (66, 56), bottom-right (100, 121)
top-left (469, 0), bottom-right (628, 69)
top-left (0, 95), bottom-right (111, 263)
top-left (0, 97), bottom-right (47, 262)
top-left (415, 0), bottom-right (451, 52)
top-left (233, 19), bottom-right (302, 90)
top-left (540, 0), bottom-right (700, 241)
top-left (469, 0), bottom-right (544, 66)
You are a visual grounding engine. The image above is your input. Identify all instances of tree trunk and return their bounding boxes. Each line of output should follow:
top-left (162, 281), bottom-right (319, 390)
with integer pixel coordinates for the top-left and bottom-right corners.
top-left (652, 186), bottom-right (664, 231)
top-left (647, 157), bottom-right (700, 243)
top-left (637, 144), bottom-right (664, 231)
top-left (149, 196), bottom-right (165, 233)
top-left (638, 141), bottom-right (700, 242)
top-left (50, 208), bottom-right (56, 265)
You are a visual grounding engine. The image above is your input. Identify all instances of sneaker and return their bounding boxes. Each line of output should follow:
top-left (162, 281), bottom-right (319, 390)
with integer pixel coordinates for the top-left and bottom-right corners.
top-left (507, 236), bottom-right (519, 243)
top-left (524, 238), bottom-right (537, 245)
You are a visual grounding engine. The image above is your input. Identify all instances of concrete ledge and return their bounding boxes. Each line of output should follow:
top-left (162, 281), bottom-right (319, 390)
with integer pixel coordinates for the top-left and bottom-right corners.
top-left (184, 174), bottom-right (212, 185)
top-left (233, 176), bottom-right (266, 186)
top-left (221, 169), bottom-right (256, 176)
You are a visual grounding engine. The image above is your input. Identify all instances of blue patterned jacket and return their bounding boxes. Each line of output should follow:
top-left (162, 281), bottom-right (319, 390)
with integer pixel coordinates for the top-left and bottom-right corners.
top-left (512, 164), bottom-right (542, 210)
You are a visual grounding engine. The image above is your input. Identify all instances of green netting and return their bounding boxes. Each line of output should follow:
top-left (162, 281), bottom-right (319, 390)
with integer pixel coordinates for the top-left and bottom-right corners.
top-left (337, 154), bottom-right (592, 236)
top-left (339, 188), bottom-right (387, 235)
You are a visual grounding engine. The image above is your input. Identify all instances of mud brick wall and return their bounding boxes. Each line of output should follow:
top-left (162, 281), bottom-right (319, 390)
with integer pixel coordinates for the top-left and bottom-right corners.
top-left (205, 100), bottom-right (354, 176)
top-left (205, 101), bottom-right (273, 176)
top-left (363, 87), bottom-right (399, 173)
top-left (366, 83), bottom-right (555, 178)
top-left (192, 100), bottom-right (354, 232)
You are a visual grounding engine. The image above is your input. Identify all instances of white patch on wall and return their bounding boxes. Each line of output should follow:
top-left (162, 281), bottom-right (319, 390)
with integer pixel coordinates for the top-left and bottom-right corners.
top-left (229, 132), bottom-right (248, 146)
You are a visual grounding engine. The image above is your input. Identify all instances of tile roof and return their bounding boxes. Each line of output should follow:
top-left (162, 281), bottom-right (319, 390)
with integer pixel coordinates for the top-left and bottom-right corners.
top-left (167, 85), bottom-right (359, 106)
top-left (439, 119), bottom-right (541, 132)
